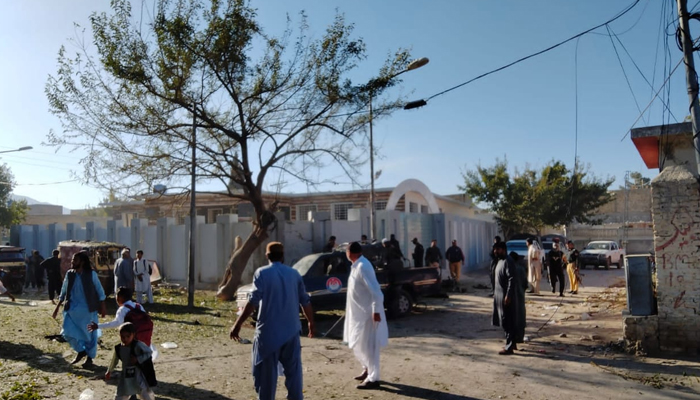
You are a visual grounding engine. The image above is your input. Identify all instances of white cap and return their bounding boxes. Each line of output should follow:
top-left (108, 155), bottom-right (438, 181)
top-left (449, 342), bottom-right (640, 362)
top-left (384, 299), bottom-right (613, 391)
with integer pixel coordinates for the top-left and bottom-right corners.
top-left (381, 238), bottom-right (389, 244)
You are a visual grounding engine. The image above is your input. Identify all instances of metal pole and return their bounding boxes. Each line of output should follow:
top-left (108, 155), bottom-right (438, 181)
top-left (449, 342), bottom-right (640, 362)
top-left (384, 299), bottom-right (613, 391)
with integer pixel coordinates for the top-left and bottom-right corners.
top-left (188, 113), bottom-right (196, 308)
top-left (677, 0), bottom-right (700, 173)
top-left (369, 91), bottom-right (376, 241)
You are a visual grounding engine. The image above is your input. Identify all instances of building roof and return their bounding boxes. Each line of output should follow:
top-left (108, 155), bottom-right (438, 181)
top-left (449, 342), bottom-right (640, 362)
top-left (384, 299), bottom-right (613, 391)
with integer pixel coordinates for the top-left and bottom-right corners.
top-left (630, 122), bottom-right (692, 169)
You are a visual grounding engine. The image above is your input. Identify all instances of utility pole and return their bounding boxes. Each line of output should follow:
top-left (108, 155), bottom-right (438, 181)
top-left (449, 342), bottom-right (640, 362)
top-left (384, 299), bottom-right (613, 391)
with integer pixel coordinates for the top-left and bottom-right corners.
top-left (188, 113), bottom-right (196, 308)
top-left (677, 0), bottom-right (700, 173)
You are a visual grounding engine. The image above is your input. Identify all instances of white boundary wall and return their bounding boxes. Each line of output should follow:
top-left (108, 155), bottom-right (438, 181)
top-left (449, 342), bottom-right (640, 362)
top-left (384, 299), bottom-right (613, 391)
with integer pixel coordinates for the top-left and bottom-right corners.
top-left (11, 210), bottom-right (497, 290)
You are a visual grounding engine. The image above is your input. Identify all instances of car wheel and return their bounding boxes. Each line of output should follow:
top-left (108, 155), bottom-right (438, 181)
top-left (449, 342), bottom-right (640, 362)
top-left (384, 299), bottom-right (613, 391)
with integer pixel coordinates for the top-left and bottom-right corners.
top-left (388, 289), bottom-right (413, 319)
top-left (605, 257), bottom-right (611, 270)
top-left (594, 264), bottom-right (599, 270)
top-left (617, 257), bottom-right (624, 269)
top-left (8, 279), bottom-right (23, 295)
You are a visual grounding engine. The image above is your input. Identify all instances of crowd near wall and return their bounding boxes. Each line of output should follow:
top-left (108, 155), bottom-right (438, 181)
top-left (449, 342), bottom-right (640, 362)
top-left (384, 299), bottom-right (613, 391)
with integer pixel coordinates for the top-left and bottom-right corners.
top-left (11, 209), bottom-right (497, 290)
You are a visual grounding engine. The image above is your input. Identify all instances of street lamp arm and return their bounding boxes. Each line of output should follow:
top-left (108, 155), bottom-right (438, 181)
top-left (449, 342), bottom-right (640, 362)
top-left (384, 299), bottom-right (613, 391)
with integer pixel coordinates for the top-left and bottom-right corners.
top-left (0, 146), bottom-right (33, 155)
top-left (404, 99), bottom-right (427, 110)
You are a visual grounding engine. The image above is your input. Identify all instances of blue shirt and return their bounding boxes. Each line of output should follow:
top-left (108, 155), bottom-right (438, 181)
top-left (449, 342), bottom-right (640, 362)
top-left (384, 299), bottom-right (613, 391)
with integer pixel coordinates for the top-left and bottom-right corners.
top-left (250, 261), bottom-right (310, 365)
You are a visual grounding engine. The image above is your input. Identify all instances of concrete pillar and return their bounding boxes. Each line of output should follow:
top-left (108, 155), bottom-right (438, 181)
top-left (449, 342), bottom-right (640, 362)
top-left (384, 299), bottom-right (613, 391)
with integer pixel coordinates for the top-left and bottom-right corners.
top-left (130, 218), bottom-right (149, 252)
top-left (156, 217), bottom-right (175, 279)
top-left (107, 220), bottom-right (123, 243)
top-left (216, 214), bottom-right (238, 280)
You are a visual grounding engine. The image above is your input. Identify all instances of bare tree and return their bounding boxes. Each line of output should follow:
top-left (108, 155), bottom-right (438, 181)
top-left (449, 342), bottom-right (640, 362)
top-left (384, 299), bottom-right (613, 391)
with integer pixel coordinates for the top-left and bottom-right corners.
top-left (46, 0), bottom-right (412, 299)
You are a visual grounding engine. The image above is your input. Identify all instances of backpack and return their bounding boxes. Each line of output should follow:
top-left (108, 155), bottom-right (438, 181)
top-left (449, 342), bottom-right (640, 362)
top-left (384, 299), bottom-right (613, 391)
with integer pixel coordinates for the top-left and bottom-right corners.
top-left (123, 303), bottom-right (154, 346)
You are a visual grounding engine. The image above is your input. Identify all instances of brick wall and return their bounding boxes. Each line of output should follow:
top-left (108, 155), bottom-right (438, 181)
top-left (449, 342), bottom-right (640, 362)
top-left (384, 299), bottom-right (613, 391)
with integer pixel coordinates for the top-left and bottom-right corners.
top-left (651, 165), bottom-right (700, 354)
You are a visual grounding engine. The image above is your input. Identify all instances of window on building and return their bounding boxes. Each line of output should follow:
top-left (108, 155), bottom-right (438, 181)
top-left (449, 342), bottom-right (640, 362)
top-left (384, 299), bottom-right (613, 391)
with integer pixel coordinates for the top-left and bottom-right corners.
top-left (297, 204), bottom-right (318, 221)
top-left (409, 202), bottom-right (418, 213)
top-left (374, 201), bottom-right (387, 211)
top-left (332, 203), bottom-right (353, 220)
top-left (421, 205), bottom-right (429, 214)
top-left (279, 206), bottom-right (291, 221)
top-left (209, 208), bottom-right (223, 223)
top-left (123, 212), bottom-right (138, 227)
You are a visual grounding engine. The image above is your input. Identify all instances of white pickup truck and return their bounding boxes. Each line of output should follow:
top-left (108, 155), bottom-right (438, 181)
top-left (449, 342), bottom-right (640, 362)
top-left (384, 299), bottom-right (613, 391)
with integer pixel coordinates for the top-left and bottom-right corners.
top-left (578, 241), bottom-right (626, 270)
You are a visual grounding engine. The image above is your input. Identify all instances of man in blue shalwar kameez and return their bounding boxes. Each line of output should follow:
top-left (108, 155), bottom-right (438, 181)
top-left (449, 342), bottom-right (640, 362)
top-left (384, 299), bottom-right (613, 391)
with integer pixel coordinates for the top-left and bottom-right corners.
top-left (230, 242), bottom-right (315, 400)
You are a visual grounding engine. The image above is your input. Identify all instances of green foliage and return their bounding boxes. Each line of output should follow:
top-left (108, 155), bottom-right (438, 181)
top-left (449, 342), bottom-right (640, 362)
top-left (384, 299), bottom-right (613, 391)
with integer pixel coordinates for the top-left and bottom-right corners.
top-left (460, 159), bottom-right (614, 238)
top-left (45, 0), bottom-right (412, 225)
top-left (45, 0), bottom-right (415, 298)
top-left (621, 171), bottom-right (651, 189)
top-left (1, 381), bottom-right (41, 400)
top-left (0, 164), bottom-right (29, 229)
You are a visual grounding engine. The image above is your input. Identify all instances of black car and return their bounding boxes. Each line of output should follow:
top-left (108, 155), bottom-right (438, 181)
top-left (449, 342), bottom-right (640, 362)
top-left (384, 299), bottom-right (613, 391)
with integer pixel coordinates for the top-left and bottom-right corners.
top-left (0, 246), bottom-right (27, 294)
top-left (236, 244), bottom-right (442, 319)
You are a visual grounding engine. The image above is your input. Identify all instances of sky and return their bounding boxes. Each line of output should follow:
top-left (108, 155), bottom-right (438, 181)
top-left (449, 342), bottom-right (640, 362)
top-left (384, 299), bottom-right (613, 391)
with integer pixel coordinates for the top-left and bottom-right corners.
top-left (0, 0), bottom-right (693, 210)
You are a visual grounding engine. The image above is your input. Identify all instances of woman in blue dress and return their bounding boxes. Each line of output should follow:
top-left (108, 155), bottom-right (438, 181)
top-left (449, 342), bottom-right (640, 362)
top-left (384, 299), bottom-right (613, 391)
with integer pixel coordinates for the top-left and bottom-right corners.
top-left (52, 251), bottom-right (106, 367)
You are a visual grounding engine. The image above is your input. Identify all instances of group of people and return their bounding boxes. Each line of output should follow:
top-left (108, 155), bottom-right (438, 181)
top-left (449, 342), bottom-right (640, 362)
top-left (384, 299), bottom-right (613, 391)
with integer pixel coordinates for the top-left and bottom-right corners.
top-left (51, 249), bottom-right (157, 399)
top-left (491, 236), bottom-right (581, 355)
top-left (114, 247), bottom-right (154, 304)
top-left (24, 249), bottom-right (63, 297)
top-left (525, 238), bottom-right (580, 297)
top-left (230, 240), bottom-right (388, 399)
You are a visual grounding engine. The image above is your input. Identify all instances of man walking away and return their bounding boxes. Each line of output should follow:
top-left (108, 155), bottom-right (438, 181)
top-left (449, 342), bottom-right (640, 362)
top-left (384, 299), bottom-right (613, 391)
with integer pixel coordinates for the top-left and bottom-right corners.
top-left (411, 238), bottom-right (424, 268)
top-left (425, 240), bottom-right (442, 269)
top-left (114, 248), bottom-right (135, 295)
top-left (344, 242), bottom-right (388, 390)
top-left (492, 242), bottom-right (519, 355)
top-left (526, 238), bottom-right (542, 295)
top-left (133, 250), bottom-right (154, 304)
top-left (489, 236), bottom-right (502, 296)
top-left (565, 241), bottom-right (580, 295)
top-left (547, 243), bottom-right (566, 297)
top-left (389, 234), bottom-right (406, 262)
top-left (230, 242), bottom-right (315, 400)
top-left (41, 249), bottom-right (62, 304)
top-left (31, 250), bottom-right (46, 292)
top-left (445, 240), bottom-right (465, 290)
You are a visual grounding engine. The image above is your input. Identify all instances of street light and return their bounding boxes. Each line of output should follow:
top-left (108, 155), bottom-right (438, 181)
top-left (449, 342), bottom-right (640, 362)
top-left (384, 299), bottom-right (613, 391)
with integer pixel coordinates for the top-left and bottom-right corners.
top-left (0, 146), bottom-right (32, 154)
top-left (368, 57), bottom-right (429, 241)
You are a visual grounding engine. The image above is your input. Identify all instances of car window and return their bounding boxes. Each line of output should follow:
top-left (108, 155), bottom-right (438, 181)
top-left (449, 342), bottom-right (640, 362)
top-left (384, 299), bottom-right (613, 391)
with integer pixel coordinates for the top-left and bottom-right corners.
top-left (326, 255), bottom-right (349, 275)
top-left (506, 242), bottom-right (527, 251)
top-left (0, 252), bottom-right (25, 262)
top-left (586, 243), bottom-right (609, 250)
top-left (294, 254), bottom-right (321, 276)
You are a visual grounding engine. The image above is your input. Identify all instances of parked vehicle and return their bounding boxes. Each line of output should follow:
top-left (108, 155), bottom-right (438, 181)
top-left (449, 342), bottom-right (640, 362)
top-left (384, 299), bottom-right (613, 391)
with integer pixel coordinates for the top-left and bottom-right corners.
top-left (58, 240), bottom-right (126, 296)
top-left (0, 246), bottom-right (26, 294)
top-left (578, 241), bottom-right (626, 270)
top-left (506, 239), bottom-right (545, 265)
top-left (235, 243), bottom-right (443, 319)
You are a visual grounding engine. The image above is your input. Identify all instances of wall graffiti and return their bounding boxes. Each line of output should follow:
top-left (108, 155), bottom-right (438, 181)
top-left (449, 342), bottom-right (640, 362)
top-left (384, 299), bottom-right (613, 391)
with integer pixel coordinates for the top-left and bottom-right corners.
top-left (655, 206), bottom-right (694, 252)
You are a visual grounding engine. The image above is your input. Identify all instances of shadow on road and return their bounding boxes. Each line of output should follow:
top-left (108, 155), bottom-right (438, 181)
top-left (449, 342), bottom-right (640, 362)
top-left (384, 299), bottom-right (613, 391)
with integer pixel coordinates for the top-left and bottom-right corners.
top-left (379, 381), bottom-right (484, 400)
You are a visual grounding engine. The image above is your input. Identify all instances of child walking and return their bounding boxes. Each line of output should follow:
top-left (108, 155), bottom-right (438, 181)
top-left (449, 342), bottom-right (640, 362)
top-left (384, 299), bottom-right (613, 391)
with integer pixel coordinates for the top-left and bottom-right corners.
top-left (105, 322), bottom-right (157, 400)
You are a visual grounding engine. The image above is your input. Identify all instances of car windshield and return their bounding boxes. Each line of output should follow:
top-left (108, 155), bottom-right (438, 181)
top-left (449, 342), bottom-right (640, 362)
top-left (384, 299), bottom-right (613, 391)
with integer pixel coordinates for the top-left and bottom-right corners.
top-left (542, 242), bottom-right (554, 250)
top-left (507, 242), bottom-right (527, 251)
top-left (0, 252), bottom-right (24, 262)
top-left (586, 243), bottom-right (610, 250)
top-left (293, 254), bottom-right (320, 276)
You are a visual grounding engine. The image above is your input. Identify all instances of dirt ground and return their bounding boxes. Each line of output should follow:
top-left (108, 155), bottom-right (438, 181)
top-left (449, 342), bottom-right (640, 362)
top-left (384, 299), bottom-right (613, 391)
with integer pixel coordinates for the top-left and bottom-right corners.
top-left (1, 267), bottom-right (700, 400)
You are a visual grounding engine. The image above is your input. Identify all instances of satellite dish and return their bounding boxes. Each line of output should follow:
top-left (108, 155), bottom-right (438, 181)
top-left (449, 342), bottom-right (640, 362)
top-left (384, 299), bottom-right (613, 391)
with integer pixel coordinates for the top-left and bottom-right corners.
top-left (153, 184), bottom-right (167, 194)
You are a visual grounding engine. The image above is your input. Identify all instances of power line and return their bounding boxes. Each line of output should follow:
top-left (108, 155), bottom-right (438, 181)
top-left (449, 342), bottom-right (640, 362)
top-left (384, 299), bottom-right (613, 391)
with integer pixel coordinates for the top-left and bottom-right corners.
top-left (608, 24), bottom-right (679, 122)
top-left (606, 24), bottom-right (644, 118)
top-left (14, 179), bottom-right (79, 186)
top-left (421, 0), bottom-right (642, 103)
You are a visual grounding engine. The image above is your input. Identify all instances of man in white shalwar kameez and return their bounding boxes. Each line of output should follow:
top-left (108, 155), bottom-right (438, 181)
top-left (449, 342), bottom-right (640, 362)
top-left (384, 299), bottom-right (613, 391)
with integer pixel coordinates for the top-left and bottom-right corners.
top-left (526, 238), bottom-right (541, 295)
top-left (343, 242), bottom-right (388, 390)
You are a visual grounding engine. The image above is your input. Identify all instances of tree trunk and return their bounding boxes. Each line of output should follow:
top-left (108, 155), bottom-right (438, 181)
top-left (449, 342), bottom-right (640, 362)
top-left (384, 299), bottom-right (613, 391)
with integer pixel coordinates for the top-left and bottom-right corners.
top-left (216, 225), bottom-right (269, 301)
